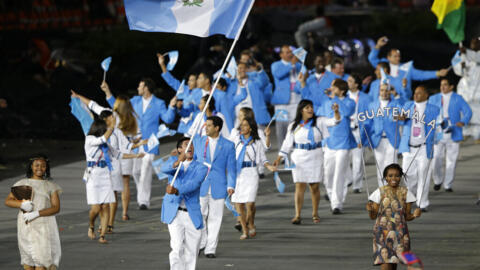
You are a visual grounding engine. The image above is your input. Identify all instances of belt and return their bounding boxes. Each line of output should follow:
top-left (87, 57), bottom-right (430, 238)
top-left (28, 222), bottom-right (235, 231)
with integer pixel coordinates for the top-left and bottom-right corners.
top-left (381, 135), bottom-right (388, 138)
top-left (241, 161), bottom-right (257, 168)
top-left (178, 207), bottom-right (188, 212)
top-left (409, 143), bottom-right (425, 148)
top-left (87, 160), bottom-right (108, 168)
top-left (351, 125), bottom-right (359, 130)
top-left (293, 142), bottom-right (322, 150)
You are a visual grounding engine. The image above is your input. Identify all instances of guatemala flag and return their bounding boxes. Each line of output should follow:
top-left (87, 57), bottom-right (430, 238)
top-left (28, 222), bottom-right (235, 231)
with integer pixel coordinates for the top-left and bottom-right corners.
top-left (124, 0), bottom-right (254, 39)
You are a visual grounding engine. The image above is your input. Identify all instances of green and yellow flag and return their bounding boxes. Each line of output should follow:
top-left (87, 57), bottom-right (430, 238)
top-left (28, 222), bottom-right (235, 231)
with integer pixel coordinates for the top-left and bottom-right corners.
top-left (431, 0), bottom-right (466, 43)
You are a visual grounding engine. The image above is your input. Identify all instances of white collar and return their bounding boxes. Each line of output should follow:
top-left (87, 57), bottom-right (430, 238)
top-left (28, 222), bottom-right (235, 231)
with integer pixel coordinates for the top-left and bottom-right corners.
top-left (208, 135), bottom-right (220, 142)
top-left (414, 100), bottom-right (427, 107)
top-left (142, 95), bottom-right (152, 102)
top-left (441, 91), bottom-right (453, 98)
top-left (281, 59), bottom-right (291, 66)
top-left (314, 72), bottom-right (323, 80)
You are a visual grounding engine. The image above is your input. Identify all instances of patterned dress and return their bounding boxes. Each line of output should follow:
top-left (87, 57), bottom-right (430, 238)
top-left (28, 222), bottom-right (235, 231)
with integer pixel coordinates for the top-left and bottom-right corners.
top-left (369, 186), bottom-right (416, 265)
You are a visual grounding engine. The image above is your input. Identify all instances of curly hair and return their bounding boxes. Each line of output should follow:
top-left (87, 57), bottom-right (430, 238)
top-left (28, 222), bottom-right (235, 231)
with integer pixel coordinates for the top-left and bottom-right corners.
top-left (26, 154), bottom-right (51, 179)
top-left (382, 163), bottom-right (404, 180)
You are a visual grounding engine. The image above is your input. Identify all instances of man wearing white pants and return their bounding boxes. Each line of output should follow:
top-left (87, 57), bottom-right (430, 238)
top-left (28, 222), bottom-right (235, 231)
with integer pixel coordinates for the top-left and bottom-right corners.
top-left (193, 116), bottom-right (236, 258)
top-left (365, 83), bottom-right (405, 187)
top-left (319, 79), bottom-right (357, 214)
top-left (161, 137), bottom-right (209, 270)
top-left (103, 78), bottom-right (176, 209)
top-left (270, 45), bottom-right (303, 150)
top-left (429, 78), bottom-right (472, 192)
top-left (345, 74), bottom-right (371, 193)
top-left (399, 86), bottom-right (439, 211)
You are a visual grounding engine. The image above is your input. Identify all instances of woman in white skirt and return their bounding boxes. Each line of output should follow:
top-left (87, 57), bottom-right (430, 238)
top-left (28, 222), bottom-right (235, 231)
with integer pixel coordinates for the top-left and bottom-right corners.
top-left (185, 95), bottom-right (230, 138)
top-left (84, 114), bottom-right (143, 243)
top-left (72, 90), bottom-right (145, 229)
top-left (273, 99), bottom-right (340, 225)
top-left (230, 107), bottom-right (271, 232)
top-left (5, 155), bottom-right (61, 270)
top-left (232, 117), bottom-right (276, 239)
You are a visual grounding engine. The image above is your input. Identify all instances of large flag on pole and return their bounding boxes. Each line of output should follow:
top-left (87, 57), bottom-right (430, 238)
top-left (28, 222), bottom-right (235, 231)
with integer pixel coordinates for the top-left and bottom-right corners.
top-left (124, 0), bottom-right (254, 39)
top-left (431, 0), bottom-right (466, 43)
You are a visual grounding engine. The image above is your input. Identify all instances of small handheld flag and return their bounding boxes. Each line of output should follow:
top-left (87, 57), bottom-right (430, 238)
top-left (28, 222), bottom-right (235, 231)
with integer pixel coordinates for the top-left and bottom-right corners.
top-left (225, 195), bottom-right (240, 216)
top-left (273, 172), bottom-right (286, 193)
top-left (226, 56), bottom-right (237, 78)
top-left (101, 56), bottom-right (112, 81)
top-left (399, 61), bottom-right (413, 79)
top-left (166, 51), bottom-right (179, 71)
top-left (285, 156), bottom-right (296, 170)
top-left (70, 97), bottom-right (94, 135)
top-left (147, 133), bottom-right (160, 151)
top-left (451, 50), bottom-right (462, 66)
top-left (400, 251), bottom-right (423, 266)
top-left (275, 109), bottom-right (289, 122)
top-left (176, 80), bottom-right (186, 100)
top-left (152, 158), bottom-right (169, 180)
top-left (380, 67), bottom-right (390, 86)
top-left (293, 47), bottom-right (307, 63)
top-left (157, 124), bottom-right (177, 138)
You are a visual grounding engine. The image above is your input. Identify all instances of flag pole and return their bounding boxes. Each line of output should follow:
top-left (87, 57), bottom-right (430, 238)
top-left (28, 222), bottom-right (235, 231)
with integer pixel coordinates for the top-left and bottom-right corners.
top-left (170, 0), bottom-right (256, 187)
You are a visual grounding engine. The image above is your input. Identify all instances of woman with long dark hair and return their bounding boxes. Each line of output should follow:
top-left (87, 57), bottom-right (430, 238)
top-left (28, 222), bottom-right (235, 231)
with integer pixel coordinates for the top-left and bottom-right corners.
top-left (71, 90), bottom-right (145, 230)
top-left (231, 116), bottom-right (276, 239)
top-left (5, 154), bottom-right (62, 269)
top-left (83, 114), bottom-right (143, 243)
top-left (274, 99), bottom-right (340, 224)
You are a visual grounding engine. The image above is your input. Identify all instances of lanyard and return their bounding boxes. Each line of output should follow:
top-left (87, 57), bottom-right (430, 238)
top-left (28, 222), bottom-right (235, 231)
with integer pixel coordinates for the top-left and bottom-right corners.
top-left (203, 138), bottom-right (209, 160)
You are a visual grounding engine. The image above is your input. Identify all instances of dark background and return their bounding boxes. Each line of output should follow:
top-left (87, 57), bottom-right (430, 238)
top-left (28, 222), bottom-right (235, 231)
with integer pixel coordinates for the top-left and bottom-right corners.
top-left (1, 0), bottom-right (479, 177)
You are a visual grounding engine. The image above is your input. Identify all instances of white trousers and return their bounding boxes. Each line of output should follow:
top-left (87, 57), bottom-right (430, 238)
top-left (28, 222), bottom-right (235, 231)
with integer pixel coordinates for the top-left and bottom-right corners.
top-left (345, 146), bottom-right (364, 190)
top-left (168, 211), bottom-right (202, 270)
top-left (199, 194), bottom-right (225, 255)
top-left (432, 138), bottom-right (459, 189)
top-left (132, 153), bottom-right (154, 207)
top-left (324, 148), bottom-right (350, 210)
top-left (374, 138), bottom-right (398, 187)
top-left (402, 145), bottom-right (432, 208)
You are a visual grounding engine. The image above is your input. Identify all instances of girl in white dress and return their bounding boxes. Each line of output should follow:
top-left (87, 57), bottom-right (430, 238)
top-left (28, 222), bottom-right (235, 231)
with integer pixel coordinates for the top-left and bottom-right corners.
top-left (186, 95), bottom-right (230, 138)
top-left (229, 107), bottom-right (272, 232)
top-left (71, 90), bottom-right (145, 231)
top-left (274, 99), bottom-right (340, 225)
top-left (5, 155), bottom-right (61, 270)
top-left (232, 117), bottom-right (276, 239)
top-left (84, 114), bottom-right (143, 243)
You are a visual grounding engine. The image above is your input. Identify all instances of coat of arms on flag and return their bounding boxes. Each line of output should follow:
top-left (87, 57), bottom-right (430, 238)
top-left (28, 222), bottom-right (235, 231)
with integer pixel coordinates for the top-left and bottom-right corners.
top-left (182, 0), bottom-right (203, 7)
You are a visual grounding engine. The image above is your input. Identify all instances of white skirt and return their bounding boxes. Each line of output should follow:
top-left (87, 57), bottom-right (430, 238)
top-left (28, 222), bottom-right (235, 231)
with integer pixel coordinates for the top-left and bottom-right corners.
top-left (111, 159), bottom-right (123, 192)
top-left (232, 167), bottom-right (259, 203)
top-left (121, 158), bottom-right (133, 175)
top-left (290, 148), bottom-right (323, 183)
top-left (86, 167), bottom-right (116, 205)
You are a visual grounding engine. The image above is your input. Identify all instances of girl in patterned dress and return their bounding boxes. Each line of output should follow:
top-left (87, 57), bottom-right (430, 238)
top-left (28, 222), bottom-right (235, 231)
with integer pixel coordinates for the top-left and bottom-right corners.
top-left (366, 163), bottom-right (422, 270)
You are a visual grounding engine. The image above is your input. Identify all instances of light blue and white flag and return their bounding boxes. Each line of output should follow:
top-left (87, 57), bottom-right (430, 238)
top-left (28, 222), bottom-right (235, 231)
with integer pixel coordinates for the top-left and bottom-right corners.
top-left (101, 56), bottom-right (112, 71)
top-left (226, 56), bottom-right (237, 77)
top-left (166, 50), bottom-right (179, 71)
top-left (124, 0), bottom-right (254, 39)
top-left (451, 50), bottom-right (462, 67)
top-left (176, 79), bottom-right (186, 99)
top-left (152, 158), bottom-right (168, 180)
top-left (293, 47), bottom-right (307, 63)
top-left (70, 97), bottom-right (94, 135)
top-left (147, 133), bottom-right (160, 151)
top-left (274, 109), bottom-right (289, 122)
top-left (225, 195), bottom-right (240, 216)
top-left (285, 156), bottom-right (296, 170)
top-left (273, 172), bottom-right (286, 193)
top-left (380, 67), bottom-right (390, 86)
top-left (157, 124), bottom-right (177, 139)
top-left (399, 61), bottom-right (413, 79)
top-left (101, 56), bottom-right (112, 81)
